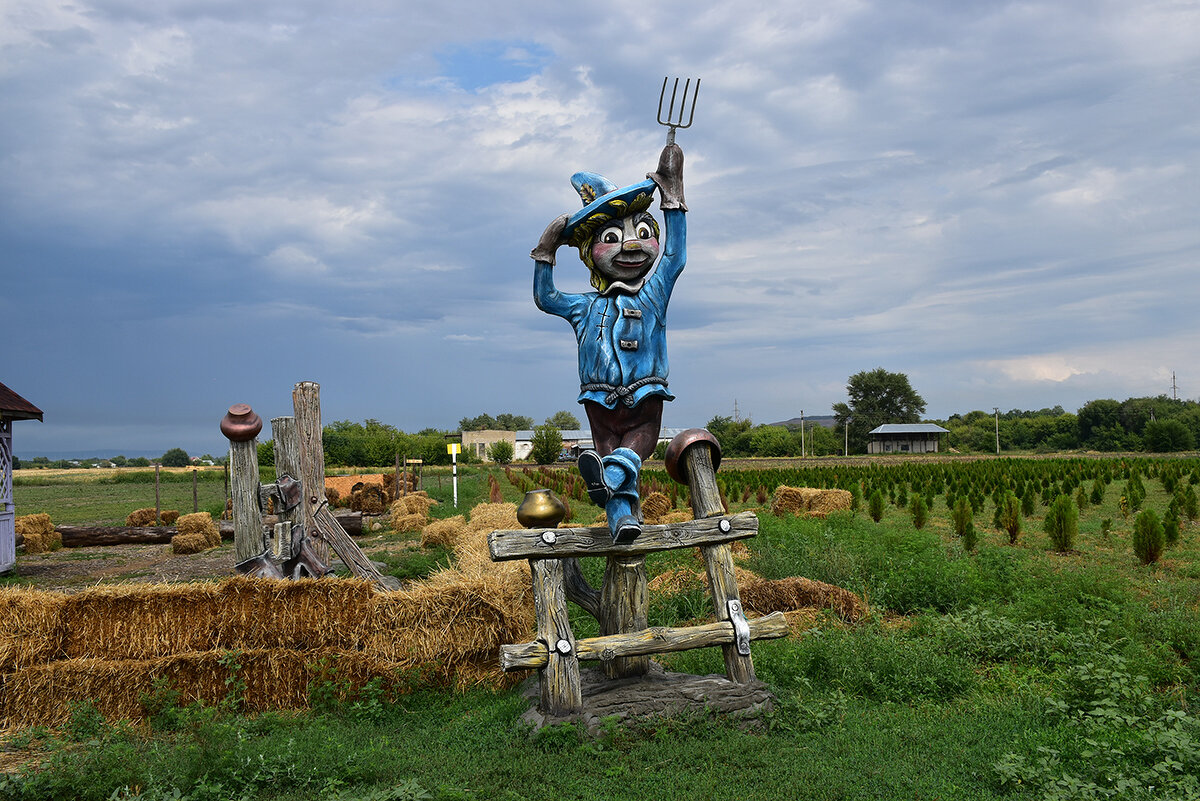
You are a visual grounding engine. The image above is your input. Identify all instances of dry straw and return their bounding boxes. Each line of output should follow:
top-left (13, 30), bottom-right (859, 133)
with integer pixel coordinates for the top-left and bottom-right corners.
top-left (172, 512), bottom-right (220, 554)
top-left (641, 492), bottom-right (671, 523)
top-left (125, 508), bottom-right (179, 526)
top-left (0, 588), bottom-right (65, 671)
top-left (14, 514), bottom-right (59, 554)
top-left (770, 486), bottom-right (852, 518)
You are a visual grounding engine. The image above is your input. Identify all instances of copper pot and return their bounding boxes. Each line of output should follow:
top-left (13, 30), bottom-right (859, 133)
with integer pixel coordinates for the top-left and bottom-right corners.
top-left (517, 489), bottom-right (567, 528)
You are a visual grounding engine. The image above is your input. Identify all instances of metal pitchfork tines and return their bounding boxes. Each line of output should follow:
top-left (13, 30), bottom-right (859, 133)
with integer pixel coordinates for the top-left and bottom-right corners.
top-left (657, 76), bottom-right (700, 145)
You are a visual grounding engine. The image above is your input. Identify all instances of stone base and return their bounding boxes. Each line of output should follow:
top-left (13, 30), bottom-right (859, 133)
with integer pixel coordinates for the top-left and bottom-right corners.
top-left (520, 662), bottom-right (774, 735)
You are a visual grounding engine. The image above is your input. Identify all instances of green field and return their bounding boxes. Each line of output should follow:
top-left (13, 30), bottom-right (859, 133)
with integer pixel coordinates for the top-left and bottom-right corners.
top-left (2, 456), bottom-right (1198, 801)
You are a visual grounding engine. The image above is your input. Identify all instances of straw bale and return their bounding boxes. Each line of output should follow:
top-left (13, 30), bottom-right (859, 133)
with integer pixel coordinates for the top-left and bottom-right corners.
top-left (171, 532), bottom-right (211, 555)
top-left (770, 486), bottom-right (851, 518)
top-left (214, 577), bottom-right (376, 651)
top-left (647, 567), bottom-right (707, 596)
top-left (394, 492), bottom-right (437, 515)
top-left (125, 508), bottom-right (157, 526)
top-left (730, 541), bottom-right (751, 562)
top-left (464, 502), bottom-right (519, 533)
top-left (739, 575), bottom-right (866, 623)
top-left (176, 512), bottom-right (220, 548)
top-left (661, 509), bottom-right (694, 524)
top-left (161, 510), bottom-right (179, 525)
top-left (351, 485), bottom-right (388, 514)
top-left (61, 583), bottom-right (221, 660)
top-left (389, 512), bottom-right (427, 533)
top-left (421, 515), bottom-right (466, 548)
top-left (389, 494), bottom-right (438, 532)
top-left (15, 513), bottom-right (60, 554)
top-left (641, 492), bottom-right (671, 524)
top-left (0, 588), bottom-right (66, 670)
top-left (325, 486), bottom-right (342, 507)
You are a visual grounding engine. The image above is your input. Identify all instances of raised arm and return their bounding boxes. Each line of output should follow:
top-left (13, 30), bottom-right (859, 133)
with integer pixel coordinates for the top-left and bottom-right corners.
top-left (648, 144), bottom-right (687, 288)
top-left (531, 214), bottom-right (576, 318)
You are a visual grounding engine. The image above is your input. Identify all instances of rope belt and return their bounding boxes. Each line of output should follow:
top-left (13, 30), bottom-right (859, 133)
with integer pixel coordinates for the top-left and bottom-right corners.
top-left (580, 377), bottom-right (668, 408)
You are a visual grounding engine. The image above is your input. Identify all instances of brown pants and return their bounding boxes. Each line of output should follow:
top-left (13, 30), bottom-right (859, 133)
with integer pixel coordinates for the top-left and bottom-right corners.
top-left (584, 397), bottom-right (663, 460)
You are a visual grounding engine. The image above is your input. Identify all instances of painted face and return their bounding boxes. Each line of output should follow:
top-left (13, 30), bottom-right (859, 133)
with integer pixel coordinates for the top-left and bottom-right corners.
top-left (589, 212), bottom-right (660, 288)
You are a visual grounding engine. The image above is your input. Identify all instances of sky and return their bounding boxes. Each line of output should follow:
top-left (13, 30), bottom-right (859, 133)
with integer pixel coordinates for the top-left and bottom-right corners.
top-left (3, 0), bottom-right (1199, 458)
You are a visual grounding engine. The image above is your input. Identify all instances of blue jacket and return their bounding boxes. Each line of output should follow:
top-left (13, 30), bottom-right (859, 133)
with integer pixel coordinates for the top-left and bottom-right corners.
top-left (535, 209), bottom-right (686, 410)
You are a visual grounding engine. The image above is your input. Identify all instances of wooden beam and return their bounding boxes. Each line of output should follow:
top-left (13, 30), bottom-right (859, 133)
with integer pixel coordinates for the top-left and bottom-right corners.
top-left (488, 510), bottom-right (757, 562)
top-left (500, 611), bottom-right (789, 671)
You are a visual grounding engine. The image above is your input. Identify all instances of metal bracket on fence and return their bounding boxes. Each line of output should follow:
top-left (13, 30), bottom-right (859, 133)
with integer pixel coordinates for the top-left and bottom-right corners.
top-left (727, 599), bottom-right (751, 656)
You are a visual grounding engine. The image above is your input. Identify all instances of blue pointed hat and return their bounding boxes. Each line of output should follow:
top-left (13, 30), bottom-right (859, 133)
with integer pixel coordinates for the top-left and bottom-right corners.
top-left (562, 172), bottom-right (657, 248)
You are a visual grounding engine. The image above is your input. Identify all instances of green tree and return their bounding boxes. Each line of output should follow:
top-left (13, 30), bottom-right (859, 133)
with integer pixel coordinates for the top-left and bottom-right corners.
top-left (161, 448), bottom-right (191, 467)
top-left (256, 441), bottom-right (275, 466)
top-left (951, 496), bottom-right (976, 551)
top-left (832, 368), bottom-right (926, 454)
top-left (529, 425), bottom-right (563, 465)
top-left (545, 410), bottom-right (581, 430)
top-left (997, 491), bottom-right (1022, 544)
top-left (1142, 419), bottom-right (1195, 452)
top-left (1044, 495), bottom-right (1078, 553)
top-left (486, 440), bottom-right (514, 464)
top-left (1131, 509), bottom-right (1165, 564)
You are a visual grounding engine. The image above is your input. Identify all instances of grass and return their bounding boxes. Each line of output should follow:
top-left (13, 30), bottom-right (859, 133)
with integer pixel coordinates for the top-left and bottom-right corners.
top-left (3, 458), bottom-right (1198, 800)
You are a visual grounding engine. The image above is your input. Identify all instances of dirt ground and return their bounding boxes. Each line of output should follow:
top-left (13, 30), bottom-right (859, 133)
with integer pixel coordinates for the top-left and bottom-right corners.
top-left (8, 543), bottom-right (243, 593)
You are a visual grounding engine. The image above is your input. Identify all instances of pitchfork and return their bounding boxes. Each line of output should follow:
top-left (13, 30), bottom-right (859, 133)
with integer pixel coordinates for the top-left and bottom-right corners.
top-left (657, 76), bottom-right (700, 145)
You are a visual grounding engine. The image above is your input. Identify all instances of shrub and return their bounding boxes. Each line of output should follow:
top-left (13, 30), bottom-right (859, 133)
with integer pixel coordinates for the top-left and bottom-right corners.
top-left (997, 491), bottom-right (1021, 545)
top-left (1132, 509), bottom-right (1165, 564)
top-left (909, 494), bottom-right (927, 529)
top-left (951, 497), bottom-right (975, 552)
top-left (485, 439), bottom-right (514, 464)
top-left (868, 489), bottom-right (885, 522)
top-left (1043, 495), bottom-right (1077, 552)
top-left (528, 425), bottom-right (562, 465)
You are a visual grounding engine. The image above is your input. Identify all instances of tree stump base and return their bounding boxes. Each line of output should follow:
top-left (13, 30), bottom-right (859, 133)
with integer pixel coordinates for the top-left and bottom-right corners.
top-left (518, 661), bottom-right (774, 735)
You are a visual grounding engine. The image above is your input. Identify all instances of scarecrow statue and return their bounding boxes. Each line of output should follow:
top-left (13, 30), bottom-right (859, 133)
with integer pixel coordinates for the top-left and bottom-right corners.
top-left (530, 141), bottom-right (686, 544)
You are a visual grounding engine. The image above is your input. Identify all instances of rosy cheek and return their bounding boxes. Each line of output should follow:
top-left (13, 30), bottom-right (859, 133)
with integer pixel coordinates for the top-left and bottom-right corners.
top-left (591, 242), bottom-right (619, 261)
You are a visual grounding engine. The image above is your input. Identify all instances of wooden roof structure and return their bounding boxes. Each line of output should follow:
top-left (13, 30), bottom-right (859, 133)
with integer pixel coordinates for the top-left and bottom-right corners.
top-left (0, 382), bottom-right (43, 422)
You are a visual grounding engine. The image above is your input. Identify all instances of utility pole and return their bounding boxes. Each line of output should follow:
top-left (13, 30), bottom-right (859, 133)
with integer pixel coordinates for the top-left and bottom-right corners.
top-left (800, 410), bottom-right (805, 457)
top-left (993, 407), bottom-right (1000, 455)
top-left (844, 418), bottom-right (850, 457)
top-left (1172, 371), bottom-right (1178, 401)
top-left (733, 399), bottom-right (740, 423)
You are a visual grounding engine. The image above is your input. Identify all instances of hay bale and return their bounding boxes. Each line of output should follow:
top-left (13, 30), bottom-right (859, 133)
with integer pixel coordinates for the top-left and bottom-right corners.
top-left (740, 575), bottom-right (866, 623)
top-left (214, 577), bottom-right (376, 651)
top-left (61, 583), bottom-right (221, 660)
top-left (15, 513), bottom-right (59, 553)
top-left (161, 510), bottom-right (179, 525)
top-left (463, 502), bottom-right (519, 534)
top-left (661, 509), bottom-right (694, 524)
top-left (0, 588), bottom-right (66, 670)
top-left (350, 485), bottom-right (388, 514)
top-left (171, 532), bottom-right (211, 555)
top-left (770, 486), bottom-right (852, 518)
top-left (325, 486), bottom-right (341, 507)
top-left (176, 512), bottom-right (220, 548)
top-left (394, 492), bottom-right (437, 515)
top-left (125, 508), bottom-right (157, 526)
top-left (647, 567), bottom-right (707, 596)
top-left (421, 515), bottom-right (466, 548)
top-left (641, 492), bottom-right (671, 524)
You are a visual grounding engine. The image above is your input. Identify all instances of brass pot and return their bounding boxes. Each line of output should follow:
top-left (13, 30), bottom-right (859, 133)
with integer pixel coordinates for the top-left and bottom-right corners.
top-left (517, 489), bottom-right (567, 529)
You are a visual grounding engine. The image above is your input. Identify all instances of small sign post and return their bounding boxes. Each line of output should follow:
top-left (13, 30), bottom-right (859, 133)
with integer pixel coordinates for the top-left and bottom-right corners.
top-left (447, 443), bottom-right (460, 507)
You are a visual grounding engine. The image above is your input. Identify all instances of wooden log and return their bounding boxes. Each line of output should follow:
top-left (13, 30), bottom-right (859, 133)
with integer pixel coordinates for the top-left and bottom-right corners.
top-left (229, 437), bottom-right (263, 562)
top-left (270, 416), bottom-right (302, 560)
top-left (55, 525), bottom-right (177, 547)
top-left (501, 611), bottom-right (790, 671)
top-left (531, 558), bottom-right (582, 715)
top-left (488, 511), bottom-right (757, 561)
top-left (704, 541), bottom-right (755, 683)
top-left (599, 556), bottom-right (648, 678)
top-left (562, 557), bottom-right (601, 619)
top-left (293, 381), bottom-right (397, 591)
top-left (684, 442), bottom-right (725, 519)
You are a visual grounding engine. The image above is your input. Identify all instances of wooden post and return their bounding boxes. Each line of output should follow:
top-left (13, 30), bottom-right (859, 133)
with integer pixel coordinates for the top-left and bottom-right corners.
top-left (394, 452), bottom-right (401, 501)
top-left (192, 469), bottom-right (198, 513)
top-left (271, 416), bottom-right (302, 560)
top-left (680, 440), bottom-right (756, 683)
top-left (221, 404), bottom-right (264, 563)
top-left (599, 556), bottom-right (649, 678)
top-left (292, 381), bottom-right (398, 590)
top-left (531, 558), bottom-right (582, 715)
top-left (154, 464), bottom-right (161, 525)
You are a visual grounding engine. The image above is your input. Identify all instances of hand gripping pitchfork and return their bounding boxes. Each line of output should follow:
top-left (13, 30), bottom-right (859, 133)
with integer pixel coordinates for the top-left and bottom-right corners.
top-left (657, 76), bottom-right (700, 145)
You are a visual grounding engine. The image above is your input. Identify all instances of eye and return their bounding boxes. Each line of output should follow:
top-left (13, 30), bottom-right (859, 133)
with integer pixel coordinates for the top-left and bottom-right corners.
top-left (600, 226), bottom-right (622, 244)
top-left (636, 222), bottom-right (653, 239)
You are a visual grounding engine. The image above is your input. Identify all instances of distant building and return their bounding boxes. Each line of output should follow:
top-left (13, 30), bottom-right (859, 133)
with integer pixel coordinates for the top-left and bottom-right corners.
top-left (867, 423), bottom-right (950, 454)
top-left (461, 427), bottom-right (691, 463)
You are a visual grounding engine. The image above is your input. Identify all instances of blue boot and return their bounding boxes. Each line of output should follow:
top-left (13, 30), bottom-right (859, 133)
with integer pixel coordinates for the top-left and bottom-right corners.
top-left (577, 448), bottom-right (643, 543)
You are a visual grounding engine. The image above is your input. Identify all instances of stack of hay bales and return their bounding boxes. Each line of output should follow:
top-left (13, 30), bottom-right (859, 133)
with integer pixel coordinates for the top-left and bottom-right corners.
top-left (0, 571), bottom-right (534, 728)
top-left (171, 512), bottom-right (222, 555)
top-left (641, 492), bottom-right (672, 524)
top-left (770, 486), bottom-right (852, 518)
top-left (389, 492), bottom-right (439, 533)
top-left (349, 484), bottom-right (388, 515)
top-left (126, 508), bottom-right (179, 526)
top-left (14, 514), bottom-right (60, 553)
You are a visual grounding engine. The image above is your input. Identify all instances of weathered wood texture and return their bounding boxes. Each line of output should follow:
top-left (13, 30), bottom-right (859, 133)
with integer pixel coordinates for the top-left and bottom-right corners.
top-left (270, 416), bottom-right (302, 559)
top-left (704, 542), bottom-right (754, 682)
top-left (488, 511), bottom-right (757, 562)
top-left (501, 611), bottom-right (789, 671)
top-left (561, 557), bottom-right (601, 619)
top-left (685, 442), bottom-right (725, 519)
top-left (54, 525), bottom-right (177, 547)
top-left (292, 382), bottom-right (397, 591)
top-left (229, 439), bottom-right (262, 562)
top-left (599, 556), bottom-right (649, 678)
top-left (531, 558), bottom-right (582, 715)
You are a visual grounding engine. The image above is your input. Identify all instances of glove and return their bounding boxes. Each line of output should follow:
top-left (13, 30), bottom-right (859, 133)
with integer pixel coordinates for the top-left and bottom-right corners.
top-left (647, 143), bottom-right (687, 211)
top-left (530, 214), bottom-right (569, 265)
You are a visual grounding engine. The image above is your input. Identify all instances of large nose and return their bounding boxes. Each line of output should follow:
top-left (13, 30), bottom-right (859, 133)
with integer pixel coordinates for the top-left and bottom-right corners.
top-left (621, 240), bottom-right (643, 251)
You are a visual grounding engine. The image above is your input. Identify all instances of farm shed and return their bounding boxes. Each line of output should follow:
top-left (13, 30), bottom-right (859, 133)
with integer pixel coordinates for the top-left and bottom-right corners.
top-left (463, 427), bottom-right (692, 462)
top-left (867, 423), bottom-right (949, 454)
top-left (0, 382), bottom-right (43, 573)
